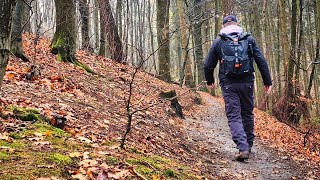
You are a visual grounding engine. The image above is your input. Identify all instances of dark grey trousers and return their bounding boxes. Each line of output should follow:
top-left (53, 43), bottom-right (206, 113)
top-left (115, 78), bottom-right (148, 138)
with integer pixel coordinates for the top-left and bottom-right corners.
top-left (221, 82), bottom-right (255, 152)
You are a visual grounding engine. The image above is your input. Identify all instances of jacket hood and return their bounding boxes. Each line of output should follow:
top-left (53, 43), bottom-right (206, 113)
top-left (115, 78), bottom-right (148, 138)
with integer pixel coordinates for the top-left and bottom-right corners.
top-left (220, 25), bottom-right (243, 35)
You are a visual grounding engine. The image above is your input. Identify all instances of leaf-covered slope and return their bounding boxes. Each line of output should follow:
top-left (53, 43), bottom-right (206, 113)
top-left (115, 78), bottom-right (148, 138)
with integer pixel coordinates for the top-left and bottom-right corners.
top-left (0, 33), bottom-right (202, 179)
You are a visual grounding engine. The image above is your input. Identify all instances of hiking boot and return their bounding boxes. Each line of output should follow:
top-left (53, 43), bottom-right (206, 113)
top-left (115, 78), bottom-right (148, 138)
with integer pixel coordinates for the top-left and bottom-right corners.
top-left (235, 151), bottom-right (249, 162)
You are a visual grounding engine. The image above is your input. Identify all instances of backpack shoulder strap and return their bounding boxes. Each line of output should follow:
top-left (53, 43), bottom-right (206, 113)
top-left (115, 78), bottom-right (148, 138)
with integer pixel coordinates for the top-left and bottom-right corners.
top-left (218, 33), bottom-right (234, 41)
top-left (246, 35), bottom-right (254, 59)
top-left (238, 32), bottom-right (251, 41)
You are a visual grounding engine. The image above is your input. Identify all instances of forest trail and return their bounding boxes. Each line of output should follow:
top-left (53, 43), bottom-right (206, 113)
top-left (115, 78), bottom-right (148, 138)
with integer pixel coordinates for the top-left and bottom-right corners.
top-left (184, 92), bottom-right (318, 180)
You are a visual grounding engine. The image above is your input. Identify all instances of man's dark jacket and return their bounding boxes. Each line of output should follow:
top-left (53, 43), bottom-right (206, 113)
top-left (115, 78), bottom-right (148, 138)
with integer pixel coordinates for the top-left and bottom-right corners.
top-left (204, 34), bottom-right (272, 86)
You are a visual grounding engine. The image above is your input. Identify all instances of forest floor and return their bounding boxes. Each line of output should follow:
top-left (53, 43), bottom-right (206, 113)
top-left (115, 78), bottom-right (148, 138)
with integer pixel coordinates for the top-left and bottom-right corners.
top-left (0, 34), bottom-right (319, 179)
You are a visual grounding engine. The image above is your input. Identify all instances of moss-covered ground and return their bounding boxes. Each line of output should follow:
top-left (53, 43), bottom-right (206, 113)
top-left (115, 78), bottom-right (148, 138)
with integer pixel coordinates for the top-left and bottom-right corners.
top-left (0, 117), bottom-right (198, 179)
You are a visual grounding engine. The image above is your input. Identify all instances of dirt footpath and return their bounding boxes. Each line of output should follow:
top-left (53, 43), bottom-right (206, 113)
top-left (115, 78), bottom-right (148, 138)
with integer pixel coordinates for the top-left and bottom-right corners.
top-left (184, 92), bottom-right (319, 180)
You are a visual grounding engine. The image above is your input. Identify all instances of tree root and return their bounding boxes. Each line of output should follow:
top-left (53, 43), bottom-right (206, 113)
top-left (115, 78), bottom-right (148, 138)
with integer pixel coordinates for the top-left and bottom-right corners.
top-left (273, 94), bottom-right (310, 125)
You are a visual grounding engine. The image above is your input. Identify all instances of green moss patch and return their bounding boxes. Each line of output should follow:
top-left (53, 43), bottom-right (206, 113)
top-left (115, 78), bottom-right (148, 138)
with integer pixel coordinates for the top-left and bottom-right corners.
top-left (0, 152), bottom-right (9, 161)
top-left (0, 140), bottom-right (25, 149)
top-left (126, 154), bottom-right (196, 179)
top-left (0, 121), bottom-right (87, 179)
top-left (1, 106), bottom-right (50, 123)
top-left (48, 153), bottom-right (72, 165)
top-left (12, 107), bottom-right (41, 121)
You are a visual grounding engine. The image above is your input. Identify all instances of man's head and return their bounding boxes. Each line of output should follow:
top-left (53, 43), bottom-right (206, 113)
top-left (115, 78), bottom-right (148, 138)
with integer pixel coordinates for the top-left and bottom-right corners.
top-left (223, 15), bottom-right (239, 27)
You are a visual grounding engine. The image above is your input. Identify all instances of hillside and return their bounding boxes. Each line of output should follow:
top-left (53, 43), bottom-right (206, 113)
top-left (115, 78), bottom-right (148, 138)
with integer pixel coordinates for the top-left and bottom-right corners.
top-left (0, 34), bottom-right (319, 179)
top-left (0, 33), bottom-right (205, 179)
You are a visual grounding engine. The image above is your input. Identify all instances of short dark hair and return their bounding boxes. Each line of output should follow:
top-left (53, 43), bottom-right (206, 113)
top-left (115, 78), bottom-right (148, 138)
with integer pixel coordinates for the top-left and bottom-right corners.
top-left (223, 15), bottom-right (238, 24)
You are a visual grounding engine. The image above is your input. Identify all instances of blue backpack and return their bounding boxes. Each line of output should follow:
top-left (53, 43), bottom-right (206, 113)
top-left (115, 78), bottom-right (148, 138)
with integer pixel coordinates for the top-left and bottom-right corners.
top-left (219, 33), bottom-right (253, 78)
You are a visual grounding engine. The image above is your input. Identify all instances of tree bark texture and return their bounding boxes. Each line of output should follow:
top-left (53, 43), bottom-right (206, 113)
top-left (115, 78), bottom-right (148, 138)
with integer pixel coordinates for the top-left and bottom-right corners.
top-left (98, 0), bottom-right (123, 63)
top-left (52, 0), bottom-right (77, 62)
top-left (288, 0), bottom-right (297, 96)
top-left (11, 0), bottom-right (29, 62)
top-left (157, 0), bottom-right (171, 82)
top-left (177, 0), bottom-right (194, 87)
top-left (0, 0), bottom-right (16, 90)
top-left (79, 0), bottom-right (92, 51)
top-left (193, 0), bottom-right (205, 85)
top-left (278, 0), bottom-right (290, 86)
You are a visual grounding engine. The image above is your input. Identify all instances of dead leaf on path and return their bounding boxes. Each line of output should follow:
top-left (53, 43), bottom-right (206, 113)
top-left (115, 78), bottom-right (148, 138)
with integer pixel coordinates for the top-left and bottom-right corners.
top-left (83, 152), bottom-right (90, 159)
top-left (80, 159), bottom-right (99, 167)
top-left (5, 72), bottom-right (15, 80)
top-left (69, 152), bottom-right (82, 158)
top-left (28, 137), bottom-right (44, 141)
top-left (78, 136), bottom-right (92, 143)
top-left (96, 171), bottom-right (108, 180)
top-left (0, 134), bottom-right (11, 141)
top-left (100, 162), bottom-right (109, 170)
top-left (108, 169), bottom-right (130, 179)
top-left (33, 141), bottom-right (50, 145)
top-left (34, 132), bottom-right (44, 137)
top-left (45, 130), bottom-right (53, 137)
top-left (37, 164), bottom-right (55, 168)
top-left (71, 174), bottom-right (87, 180)
top-left (6, 66), bottom-right (15, 71)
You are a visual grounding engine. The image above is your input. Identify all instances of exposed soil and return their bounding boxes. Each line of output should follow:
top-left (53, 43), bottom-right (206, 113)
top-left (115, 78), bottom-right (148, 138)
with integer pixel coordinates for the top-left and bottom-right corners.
top-left (184, 92), bottom-right (319, 180)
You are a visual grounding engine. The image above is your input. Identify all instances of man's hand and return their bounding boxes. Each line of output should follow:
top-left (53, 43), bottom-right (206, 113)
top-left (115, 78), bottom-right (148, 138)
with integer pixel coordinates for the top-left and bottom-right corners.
top-left (207, 83), bottom-right (215, 89)
top-left (265, 85), bottom-right (272, 95)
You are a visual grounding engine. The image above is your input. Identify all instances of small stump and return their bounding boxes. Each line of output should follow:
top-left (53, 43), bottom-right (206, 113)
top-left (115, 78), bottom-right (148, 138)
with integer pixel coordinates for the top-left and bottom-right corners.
top-left (159, 90), bottom-right (184, 119)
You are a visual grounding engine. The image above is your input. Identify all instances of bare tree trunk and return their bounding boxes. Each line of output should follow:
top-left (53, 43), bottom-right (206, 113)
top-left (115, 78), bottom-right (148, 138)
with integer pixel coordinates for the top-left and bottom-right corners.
top-left (177, 0), bottom-right (194, 87)
top-left (99, 12), bottom-right (106, 56)
top-left (79, 0), bottom-right (92, 51)
top-left (98, 0), bottom-right (124, 63)
top-left (278, 0), bottom-right (290, 88)
top-left (252, 0), bottom-right (265, 109)
top-left (222, 0), bottom-right (235, 15)
top-left (93, 0), bottom-right (100, 51)
top-left (288, 0), bottom-right (297, 96)
top-left (11, 0), bottom-right (29, 62)
top-left (193, 0), bottom-right (205, 85)
top-left (157, 0), bottom-right (171, 82)
top-left (52, 0), bottom-right (77, 62)
top-left (115, 0), bottom-right (122, 39)
top-left (295, 0), bottom-right (304, 95)
top-left (0, 1), bottom-right (16, 90)
top-left (147, 0), bottom-right (156, 73)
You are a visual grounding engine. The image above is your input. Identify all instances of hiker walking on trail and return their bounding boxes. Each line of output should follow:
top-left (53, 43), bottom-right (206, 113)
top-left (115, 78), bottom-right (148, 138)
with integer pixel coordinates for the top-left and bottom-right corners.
top-left (204, 15), bottom-right (272, 162)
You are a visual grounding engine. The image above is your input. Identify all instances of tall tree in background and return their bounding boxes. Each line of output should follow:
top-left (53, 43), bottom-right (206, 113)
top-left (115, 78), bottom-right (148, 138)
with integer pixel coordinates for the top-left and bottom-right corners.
top-left (274, 0), bottom-right (310, 125)
top-left (288, 0), bottom-right (297, 96)
top-left (193, 0), bottom-right (205, 85)
top-left (222, 0), bottom-right (234, 15)
top-left (252, 0), bottom-right (265, 109)
top-left (51, 0), bottom-right (77, 62)
top-left (99, 14), bottom-right (107, 56)
top-left (79, 0), bottom-right (92, 51)
top-left (157, 0), bottom-right (171, 82)
top-left (11, 0), bottom-right (29, 62)
top-left (307, 0), bottom-right (320, 98)
top-left (98, 0), bottom-right (123, 63)
top-left (0, 0), bottom-right (16, 90)
top-left (115, 0), bottom-right (122, 39)
top-left (177, 0), bottom-right (194, 87)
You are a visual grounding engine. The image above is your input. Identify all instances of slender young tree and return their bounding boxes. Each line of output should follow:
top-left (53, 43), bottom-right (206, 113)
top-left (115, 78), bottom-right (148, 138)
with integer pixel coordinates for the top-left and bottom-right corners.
top-left (0, 1), bottom-right (16, 90)
top-left (288, 0), bottom-right (297, 96)
top-left (177, 0), bottom-right (194, 87)
top-left (193, 0), bottom-right (205, 85)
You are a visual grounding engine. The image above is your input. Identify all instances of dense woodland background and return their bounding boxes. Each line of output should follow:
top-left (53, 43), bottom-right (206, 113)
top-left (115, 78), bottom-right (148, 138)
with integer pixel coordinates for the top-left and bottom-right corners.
top-left (1, 0), bottom-right (320, 126)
